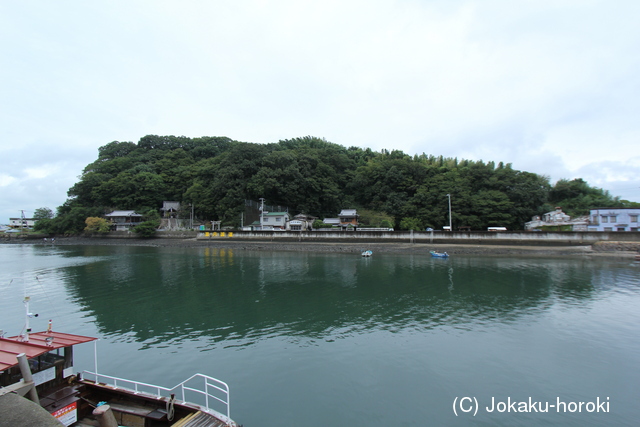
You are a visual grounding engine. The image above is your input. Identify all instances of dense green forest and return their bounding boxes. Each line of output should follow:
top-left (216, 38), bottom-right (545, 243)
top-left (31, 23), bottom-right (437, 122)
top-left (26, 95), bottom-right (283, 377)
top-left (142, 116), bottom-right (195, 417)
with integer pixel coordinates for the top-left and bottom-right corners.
top-left (35, 135), bottom-right (637, 234)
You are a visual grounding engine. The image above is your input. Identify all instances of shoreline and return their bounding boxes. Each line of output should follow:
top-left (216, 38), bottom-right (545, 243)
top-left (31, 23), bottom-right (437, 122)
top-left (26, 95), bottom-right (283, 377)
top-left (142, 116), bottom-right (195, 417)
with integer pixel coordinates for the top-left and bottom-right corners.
top-left (3, 236), bottom-right (638, 258)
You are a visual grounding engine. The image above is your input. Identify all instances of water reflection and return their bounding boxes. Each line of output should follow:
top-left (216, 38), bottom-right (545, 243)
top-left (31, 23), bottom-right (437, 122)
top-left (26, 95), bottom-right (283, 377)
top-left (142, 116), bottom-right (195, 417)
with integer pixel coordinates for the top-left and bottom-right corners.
top-left (49, 246), bottom-right (624, 350)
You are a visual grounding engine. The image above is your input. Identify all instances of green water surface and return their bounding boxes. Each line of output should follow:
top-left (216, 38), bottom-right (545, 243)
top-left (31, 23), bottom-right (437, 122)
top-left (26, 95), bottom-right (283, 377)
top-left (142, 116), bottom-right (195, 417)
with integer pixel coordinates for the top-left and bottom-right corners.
top-left (1, 244), bottom-right (638, 426)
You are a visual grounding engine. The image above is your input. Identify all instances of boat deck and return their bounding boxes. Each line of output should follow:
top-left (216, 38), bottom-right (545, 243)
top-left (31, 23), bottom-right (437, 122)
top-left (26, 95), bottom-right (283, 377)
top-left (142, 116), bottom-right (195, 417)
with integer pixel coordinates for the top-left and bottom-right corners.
top-left (171, 411), bottom-right (230, 427)
top-left (71, 403), bottom-right (229, 427)
top-left (39, 382), bottom-right (233, 427)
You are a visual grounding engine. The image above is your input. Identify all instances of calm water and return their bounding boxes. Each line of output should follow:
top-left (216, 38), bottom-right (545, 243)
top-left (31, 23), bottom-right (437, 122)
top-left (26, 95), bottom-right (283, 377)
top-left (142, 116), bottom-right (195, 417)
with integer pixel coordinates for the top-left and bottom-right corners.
top-left (1, 244), bottom-right (639, 426)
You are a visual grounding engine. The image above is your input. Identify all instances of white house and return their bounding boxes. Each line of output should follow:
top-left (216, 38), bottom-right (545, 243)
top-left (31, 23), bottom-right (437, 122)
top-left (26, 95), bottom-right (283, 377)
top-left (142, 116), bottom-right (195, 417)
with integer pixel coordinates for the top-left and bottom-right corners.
top-left (588, 208), bottom-right (640, 232)
top-left (9, 218), bottom-right (35, 228)
top-left (289, 213), bottom-right (316, 231)
top-left (257, 211), bottom-right (290, 230)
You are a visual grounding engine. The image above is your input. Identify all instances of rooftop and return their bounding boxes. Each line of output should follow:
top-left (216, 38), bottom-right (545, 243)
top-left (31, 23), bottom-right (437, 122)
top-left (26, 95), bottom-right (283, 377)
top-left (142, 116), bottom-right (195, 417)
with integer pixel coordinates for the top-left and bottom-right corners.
top-left (105, 210), bottom-right (142, 217)
top-left (0, 331), bottom-right (97, 371)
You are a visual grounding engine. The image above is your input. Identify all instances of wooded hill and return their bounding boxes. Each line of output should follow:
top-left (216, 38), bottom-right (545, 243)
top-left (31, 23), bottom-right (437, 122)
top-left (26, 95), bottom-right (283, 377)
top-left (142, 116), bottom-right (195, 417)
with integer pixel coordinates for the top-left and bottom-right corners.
top-left (41, 135), bottom-right (636, 233)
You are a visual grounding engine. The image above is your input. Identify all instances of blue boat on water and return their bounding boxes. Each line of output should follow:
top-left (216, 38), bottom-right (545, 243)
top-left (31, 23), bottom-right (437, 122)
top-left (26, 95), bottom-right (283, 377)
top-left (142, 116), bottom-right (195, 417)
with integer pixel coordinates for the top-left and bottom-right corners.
top-left (430, 250), bottom-right (449, 258)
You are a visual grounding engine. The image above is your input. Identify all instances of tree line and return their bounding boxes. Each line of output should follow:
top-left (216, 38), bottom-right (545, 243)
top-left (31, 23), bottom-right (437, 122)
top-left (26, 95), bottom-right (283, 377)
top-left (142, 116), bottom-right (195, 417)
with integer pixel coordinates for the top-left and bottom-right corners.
top-left (34, 135), bottom-right (637, 234)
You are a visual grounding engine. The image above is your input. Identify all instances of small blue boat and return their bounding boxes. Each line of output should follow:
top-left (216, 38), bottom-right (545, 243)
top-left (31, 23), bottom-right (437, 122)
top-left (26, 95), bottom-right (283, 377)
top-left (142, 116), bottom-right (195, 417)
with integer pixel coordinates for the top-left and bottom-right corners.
top-left (430, 250), bottom-right (449, 258)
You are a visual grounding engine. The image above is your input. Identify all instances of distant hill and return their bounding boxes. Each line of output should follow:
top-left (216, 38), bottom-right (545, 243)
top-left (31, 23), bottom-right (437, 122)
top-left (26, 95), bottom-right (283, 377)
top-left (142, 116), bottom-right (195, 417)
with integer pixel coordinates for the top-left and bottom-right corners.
top-left (39, 135), bottom-right (636, 234)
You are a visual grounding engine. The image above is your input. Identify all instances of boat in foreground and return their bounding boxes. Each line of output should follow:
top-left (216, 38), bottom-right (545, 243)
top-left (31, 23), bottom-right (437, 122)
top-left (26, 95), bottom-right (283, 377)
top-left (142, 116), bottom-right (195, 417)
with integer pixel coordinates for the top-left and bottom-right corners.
top-left (430, 250), bottom-right (449, 258)
top-left (361, 250), bottom-right (373, 257)
top-left (0, 299), bottom-right (238, 426)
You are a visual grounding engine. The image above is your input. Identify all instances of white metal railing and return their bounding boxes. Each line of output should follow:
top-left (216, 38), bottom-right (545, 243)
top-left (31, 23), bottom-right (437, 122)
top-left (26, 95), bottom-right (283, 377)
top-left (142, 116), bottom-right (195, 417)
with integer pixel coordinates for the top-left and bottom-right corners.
top-left (81, 370), bottom-right (231, 421)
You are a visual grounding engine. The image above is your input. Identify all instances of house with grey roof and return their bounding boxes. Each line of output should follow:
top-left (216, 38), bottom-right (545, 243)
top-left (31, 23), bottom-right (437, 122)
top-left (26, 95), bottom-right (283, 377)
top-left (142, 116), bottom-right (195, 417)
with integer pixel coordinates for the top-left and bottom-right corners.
top-left (250, 211), bottom-right (290, 230)
top-left (160, 201), bottom-right (180, 218)
top-left (104, 210), bottom-right (143, 231)
top-left (290, 213), bottom-right (317, 231)
top-left (338, 209), bottom-right (359, 229)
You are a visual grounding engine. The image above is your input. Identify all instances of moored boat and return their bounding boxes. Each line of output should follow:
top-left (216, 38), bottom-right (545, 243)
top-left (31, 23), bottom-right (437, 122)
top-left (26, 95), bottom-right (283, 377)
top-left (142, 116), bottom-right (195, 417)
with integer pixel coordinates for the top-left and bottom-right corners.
top-left (430, 250), bottom-right (449, 258)
top-left (361, 250), bottom-right (373, 257)
top-left (0, 297), bottom-right (238, 426)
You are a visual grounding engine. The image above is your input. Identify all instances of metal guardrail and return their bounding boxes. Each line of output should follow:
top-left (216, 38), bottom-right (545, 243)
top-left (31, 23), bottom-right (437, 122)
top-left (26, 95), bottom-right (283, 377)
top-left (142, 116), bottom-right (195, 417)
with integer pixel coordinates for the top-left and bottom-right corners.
top-left (82, 370), bottom-right (231, 421)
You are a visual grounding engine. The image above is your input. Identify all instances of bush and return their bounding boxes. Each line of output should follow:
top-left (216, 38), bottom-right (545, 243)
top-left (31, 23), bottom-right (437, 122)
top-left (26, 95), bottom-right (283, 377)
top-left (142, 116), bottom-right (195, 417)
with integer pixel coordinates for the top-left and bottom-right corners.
top-left (380, 219), bottom-right (393, 228)
top-left (312, 219), bottom-right (333, 229)
top-left (133, 221), bottom-right (159, 238)
top-left (84, 217), bottom-right (110, 234)
top-left (357, 209), bottom-right (395, 228)
top-left (399, 217), bottom-right (422, 231)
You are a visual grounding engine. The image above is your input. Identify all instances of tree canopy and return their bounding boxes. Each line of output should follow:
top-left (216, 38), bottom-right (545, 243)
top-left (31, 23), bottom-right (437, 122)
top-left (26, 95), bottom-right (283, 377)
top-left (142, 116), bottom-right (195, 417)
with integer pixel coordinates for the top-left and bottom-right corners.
top-left (40, 134), bottom-right (636, 234)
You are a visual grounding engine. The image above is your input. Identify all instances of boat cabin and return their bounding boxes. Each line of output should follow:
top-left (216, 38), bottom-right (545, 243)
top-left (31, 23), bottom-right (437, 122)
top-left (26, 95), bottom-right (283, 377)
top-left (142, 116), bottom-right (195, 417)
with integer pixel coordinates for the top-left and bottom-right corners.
top-left (0, 331), bottom-right (97, 425)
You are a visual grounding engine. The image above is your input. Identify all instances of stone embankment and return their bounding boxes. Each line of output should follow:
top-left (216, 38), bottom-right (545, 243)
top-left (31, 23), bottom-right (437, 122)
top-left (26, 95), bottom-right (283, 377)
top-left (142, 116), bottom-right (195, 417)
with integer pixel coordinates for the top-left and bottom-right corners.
top-left (592, 241), bottom-right (640, 252)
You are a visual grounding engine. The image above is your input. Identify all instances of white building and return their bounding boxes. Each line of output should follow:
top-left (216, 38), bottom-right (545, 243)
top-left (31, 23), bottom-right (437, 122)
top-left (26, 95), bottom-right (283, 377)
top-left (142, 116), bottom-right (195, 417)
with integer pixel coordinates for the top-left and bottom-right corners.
top-left (525, 207), bottom-right (588, 231)
top-left (289, 213), bottom-right (316, 231)
top-left (588, 208), bottom-right (640, 232)
top-left (257, 211), bottom-right (290, 230)
top-left (9, 218), bottom-right (35, 228)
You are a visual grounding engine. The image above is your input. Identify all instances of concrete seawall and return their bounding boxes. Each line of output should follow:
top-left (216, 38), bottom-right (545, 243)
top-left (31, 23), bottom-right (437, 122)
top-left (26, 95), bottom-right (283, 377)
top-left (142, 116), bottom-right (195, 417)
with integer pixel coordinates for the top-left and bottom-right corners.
top-left (197, 230), bottom-right (640, 247)
top-left (4, 230), bottom-right (639, 254)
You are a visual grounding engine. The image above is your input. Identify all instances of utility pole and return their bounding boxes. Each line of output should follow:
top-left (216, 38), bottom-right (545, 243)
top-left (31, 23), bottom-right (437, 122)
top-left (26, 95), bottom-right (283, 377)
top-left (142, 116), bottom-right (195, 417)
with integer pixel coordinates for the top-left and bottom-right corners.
top-left (259, 198), bottom-right (265, 230)
top-left (447, 194), bottom-right (452, 231)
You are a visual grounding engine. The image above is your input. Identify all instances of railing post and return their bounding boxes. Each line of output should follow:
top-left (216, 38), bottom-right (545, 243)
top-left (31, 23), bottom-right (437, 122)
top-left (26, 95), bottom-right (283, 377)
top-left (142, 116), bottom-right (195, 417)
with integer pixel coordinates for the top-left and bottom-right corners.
top-left (205, 379), bottom-right (209, 409)
top-left (94, 340), bottom-right (99, 379)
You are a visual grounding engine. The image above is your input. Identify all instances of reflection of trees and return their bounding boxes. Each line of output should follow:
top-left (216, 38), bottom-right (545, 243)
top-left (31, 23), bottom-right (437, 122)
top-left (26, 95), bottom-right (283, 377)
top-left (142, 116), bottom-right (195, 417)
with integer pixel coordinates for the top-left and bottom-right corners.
top-left (61, 247), bottom-right (604, 348)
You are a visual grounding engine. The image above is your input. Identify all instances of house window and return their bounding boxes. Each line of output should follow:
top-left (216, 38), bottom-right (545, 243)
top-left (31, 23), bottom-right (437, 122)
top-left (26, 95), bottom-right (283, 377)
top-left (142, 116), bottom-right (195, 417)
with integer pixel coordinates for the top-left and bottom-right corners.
top-left (601, 216), bottom-right (608, 223)
top-left (617, 227), bottom-right (626, 231)
top-left (631, 227), bottom-right (638, 232)
top-left (276, 217), bottom-right (281, 222)
top-left (591, 215), bottom-right (599, 224)
top-left (630, 215), bottom-right (638, 222)
top-left (610, 216), bottom-right (617, 222)
top-left (264, 217), bottom-right (269, 222)
top-left (604, 227), bottom-right (613, 231)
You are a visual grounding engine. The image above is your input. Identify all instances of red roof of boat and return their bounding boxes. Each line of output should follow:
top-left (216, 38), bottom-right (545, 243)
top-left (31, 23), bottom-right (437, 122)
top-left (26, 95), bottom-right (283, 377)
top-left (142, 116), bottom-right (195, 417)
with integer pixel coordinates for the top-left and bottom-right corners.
top-left (0, 331), bottom-right (97, 371)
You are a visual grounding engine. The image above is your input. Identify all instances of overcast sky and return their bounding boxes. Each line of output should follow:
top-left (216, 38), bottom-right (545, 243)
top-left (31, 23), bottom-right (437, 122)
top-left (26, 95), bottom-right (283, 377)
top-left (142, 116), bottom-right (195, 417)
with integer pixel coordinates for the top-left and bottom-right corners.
top-left (1, 0), bottom-right (639, 222)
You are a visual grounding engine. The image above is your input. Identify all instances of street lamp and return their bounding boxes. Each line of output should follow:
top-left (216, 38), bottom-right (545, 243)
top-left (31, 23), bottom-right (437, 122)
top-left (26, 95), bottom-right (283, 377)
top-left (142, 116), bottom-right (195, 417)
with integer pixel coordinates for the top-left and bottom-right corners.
top-left (446, 194), bottom-right (452, 231)
top-left (259, 198), bottom-right (265, 230)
